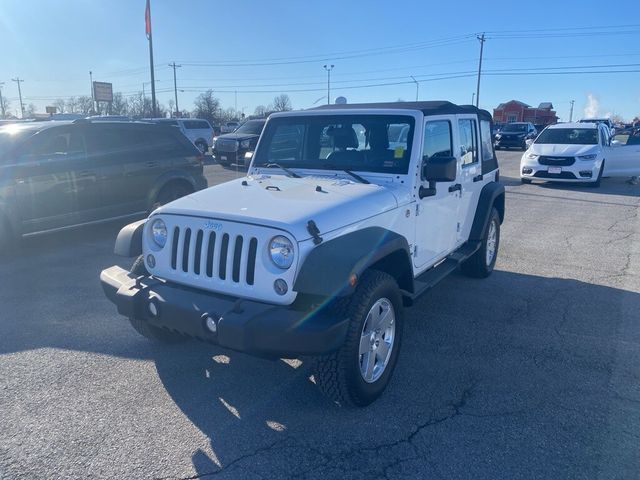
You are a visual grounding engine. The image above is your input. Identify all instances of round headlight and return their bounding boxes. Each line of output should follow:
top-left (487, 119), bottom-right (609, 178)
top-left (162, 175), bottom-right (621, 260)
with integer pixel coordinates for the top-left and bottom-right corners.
top-left (269, 235), bottom-right (294, 269)
top-left (151, 219), bottom-right (167, 248)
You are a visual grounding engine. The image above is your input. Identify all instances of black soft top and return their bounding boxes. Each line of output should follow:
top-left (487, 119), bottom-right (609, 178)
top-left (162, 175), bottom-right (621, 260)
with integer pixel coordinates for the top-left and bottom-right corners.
top-left (312, 101), bottom-right (492, 122)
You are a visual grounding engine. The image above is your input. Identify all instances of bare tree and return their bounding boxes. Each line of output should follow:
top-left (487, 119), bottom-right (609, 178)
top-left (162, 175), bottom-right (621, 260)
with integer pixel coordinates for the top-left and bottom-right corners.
top-left (66, 96), bottom-right (79, 113)
top-left (254, 105), bottom-right (269, 117)
top-left (53, 99), bottom-right (66, 114)
top-left (127, 93), bottom-right (153, 118)
top-left (0, 95), bottom-right (11, 118)
top-left (24, 103), bottom-right (37, 118)
top-left (272, 94), bottom-right (292, 112)
top-left (193, 90), bottom-right (220, 124)
top-left (110, 93), bottom-right (128, 116)
top-left (167, 99), bottom-right (175, 117)
top-left (77, 96), bottom-right (94, 115)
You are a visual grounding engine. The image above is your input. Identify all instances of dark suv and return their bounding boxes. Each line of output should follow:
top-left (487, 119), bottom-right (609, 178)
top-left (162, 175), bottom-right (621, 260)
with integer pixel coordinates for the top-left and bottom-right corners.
top-left (0, 120), bottom-right (207, 247)
top-left (494, 122), bottom-right (537, 150)
top-left (212, 119), bottom-right (266, 167)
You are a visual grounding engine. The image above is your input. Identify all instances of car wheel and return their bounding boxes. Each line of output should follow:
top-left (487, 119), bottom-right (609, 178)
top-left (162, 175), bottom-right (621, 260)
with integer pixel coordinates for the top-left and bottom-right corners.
top-left (588, 161), bottom-right (604, 188)
top-left (461, 207), bottom-right (500, 278)
top-left (521, 178), bottom-right (532, 184)
top-left (128, 256), bottom-right (187, 343)
top-left (152, 182), bottom-right (193, 210)
top-left (313, 270), bottom-right (403, 407)
top-left (195, 140), bottom-right (208, 154)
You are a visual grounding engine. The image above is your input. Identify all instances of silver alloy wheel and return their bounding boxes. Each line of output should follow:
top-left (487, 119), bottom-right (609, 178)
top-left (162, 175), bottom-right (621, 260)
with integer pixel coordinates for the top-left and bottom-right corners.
top-left (486, 219), bottom-right (498, 266)
top-left (358, 298), bottom-right (396, 383)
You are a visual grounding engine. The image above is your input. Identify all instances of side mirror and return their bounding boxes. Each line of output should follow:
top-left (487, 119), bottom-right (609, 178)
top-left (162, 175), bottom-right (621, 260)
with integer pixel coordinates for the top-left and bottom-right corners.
top-left (423, 156), bottom-right (457, 182)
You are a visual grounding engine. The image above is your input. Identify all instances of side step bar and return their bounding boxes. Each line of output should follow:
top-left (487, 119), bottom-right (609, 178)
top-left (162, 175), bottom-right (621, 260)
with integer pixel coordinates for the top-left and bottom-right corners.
top-left (403, 241), bottom-right (481, 301)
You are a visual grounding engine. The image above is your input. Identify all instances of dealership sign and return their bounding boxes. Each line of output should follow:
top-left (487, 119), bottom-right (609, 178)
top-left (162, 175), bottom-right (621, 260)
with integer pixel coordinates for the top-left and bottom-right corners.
top-left (93, 82), bottom-right (113, 102)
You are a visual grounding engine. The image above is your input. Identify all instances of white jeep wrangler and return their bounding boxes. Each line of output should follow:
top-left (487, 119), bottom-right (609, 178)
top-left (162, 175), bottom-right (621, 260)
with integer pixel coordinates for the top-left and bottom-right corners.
top-left (101, 101), bottom-right (505, 407)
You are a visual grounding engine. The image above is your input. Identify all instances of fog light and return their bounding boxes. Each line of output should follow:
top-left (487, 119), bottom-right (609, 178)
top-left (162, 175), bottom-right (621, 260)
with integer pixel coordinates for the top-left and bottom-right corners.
top-left (274, 279), bottom-right (288, 296)
top-left (522, 167), bottom-right (533, 175)
top-left (579, 171), bottom-right (593, 178)
top-left (146, 254), bottom-right (156, 268)
top-left (148, 301), bottom-right (158, 317)
top-left (205, 316), bottom-right (217, 333)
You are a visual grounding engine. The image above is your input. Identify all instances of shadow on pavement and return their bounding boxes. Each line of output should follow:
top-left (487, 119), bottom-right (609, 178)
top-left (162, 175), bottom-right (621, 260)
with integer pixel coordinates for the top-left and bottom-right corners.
top-left (149, 270), bottom-right (640, 479)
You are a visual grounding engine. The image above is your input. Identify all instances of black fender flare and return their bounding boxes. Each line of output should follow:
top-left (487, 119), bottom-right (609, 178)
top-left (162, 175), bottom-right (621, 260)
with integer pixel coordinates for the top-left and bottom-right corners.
top-left (469, 181), bottom-right (505, 241)
top-left (114, 219), bottom-right (146, 257)
top-left (293, 227), bottom-right (413, 298)
top-left (147, 171), bottom-right (198, 210)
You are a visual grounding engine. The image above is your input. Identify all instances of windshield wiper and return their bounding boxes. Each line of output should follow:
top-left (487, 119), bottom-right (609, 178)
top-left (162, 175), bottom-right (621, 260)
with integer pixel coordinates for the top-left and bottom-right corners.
top-left (342, 169), bottom-right (370, 184)
top-left (263, 163), bottom-right (302, 178)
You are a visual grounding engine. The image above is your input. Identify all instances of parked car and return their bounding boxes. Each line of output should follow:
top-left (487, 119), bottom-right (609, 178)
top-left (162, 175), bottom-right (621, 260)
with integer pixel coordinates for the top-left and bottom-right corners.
top-left (0, 120), bottom-right (207, 248)
top-left (147, 118), bottom-right (214, 153)
top-left (212, 119), bottom-right (266, 167)
top-left (221, 121), bottom-right (240, 133)
top-left (520, 122), bottom-right (640, 187)
top-left (100, 101), bottom-right (505, 406)
top-left (494, 122), bottom-right (537, 150)
top-left (579, 117), bottom-right (615, 136)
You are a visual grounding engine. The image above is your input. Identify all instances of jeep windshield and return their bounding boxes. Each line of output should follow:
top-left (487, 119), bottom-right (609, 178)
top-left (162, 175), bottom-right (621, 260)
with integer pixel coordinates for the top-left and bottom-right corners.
top-left (252, 114), bottom-right (415, 174)
top-left (535, 128), bottom-right (598, 145)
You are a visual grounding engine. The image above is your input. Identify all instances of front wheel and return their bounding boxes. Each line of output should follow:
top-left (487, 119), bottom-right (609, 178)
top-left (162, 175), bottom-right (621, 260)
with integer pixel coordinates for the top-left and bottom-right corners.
top-left (313, 271), bottom-right (403, 407)
top-left (461, 207), bottom-right (501, 278)
top-left (588, 161), bottom-right (604, 188)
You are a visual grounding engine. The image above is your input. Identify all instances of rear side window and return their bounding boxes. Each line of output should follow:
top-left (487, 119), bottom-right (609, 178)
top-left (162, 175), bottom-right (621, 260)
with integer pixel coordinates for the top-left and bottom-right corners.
top-left (22, 128), bottom-right (85, 159)
top-left (458, 119), bottom-right (478, 166)
top-left (480, 120), bottom-right (495, 162)
top-left (85, 126), bottom-right (189, 158)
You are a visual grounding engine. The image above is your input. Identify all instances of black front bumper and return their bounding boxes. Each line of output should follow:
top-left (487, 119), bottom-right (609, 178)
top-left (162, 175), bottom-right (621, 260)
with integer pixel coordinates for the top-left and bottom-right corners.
top-left (100, 266), bottom-right (348, 358)
top-left (213, 148), bottom-right (251, 166)
top-left (495, 137), bottom-right (526, 148)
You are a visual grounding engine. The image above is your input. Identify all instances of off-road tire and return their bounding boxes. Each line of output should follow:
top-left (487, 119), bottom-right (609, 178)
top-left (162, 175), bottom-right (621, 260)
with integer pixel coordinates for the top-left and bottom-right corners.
top-left (461, 207), bottom-right (500, 278)
top-left (313, 270), bottom-right (403, 407)
top-left (128, 255), bottom-right (186, 343)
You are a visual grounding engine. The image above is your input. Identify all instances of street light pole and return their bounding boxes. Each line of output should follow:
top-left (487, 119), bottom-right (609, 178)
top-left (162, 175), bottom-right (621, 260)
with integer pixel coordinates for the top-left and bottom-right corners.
top-left (169, 61), bottom-right (182, 117)
top-left (410, 76), bottom-right (419, 101)
top-left (471, 92), bottom-right (475, 105)
top-left (323, 64), bottom-right (334, 105)
top-left (12, 78), bottom-right (25, 118)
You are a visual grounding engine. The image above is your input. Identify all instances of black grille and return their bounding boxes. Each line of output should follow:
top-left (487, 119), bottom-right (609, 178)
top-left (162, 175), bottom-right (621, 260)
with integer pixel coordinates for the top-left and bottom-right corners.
top-left (533, 171), bottom-right (577, 179)
top-left (538, 156), bottom-right (575, 166)
top-left (169, 227), bottom-right (257, 284)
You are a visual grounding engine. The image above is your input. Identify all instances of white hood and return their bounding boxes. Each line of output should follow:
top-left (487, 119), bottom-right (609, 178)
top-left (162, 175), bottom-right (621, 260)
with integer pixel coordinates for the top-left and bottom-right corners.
top-left (530, 143), bottom-right (599, 157)
top-left (156, 175), bottom-right (404, 241)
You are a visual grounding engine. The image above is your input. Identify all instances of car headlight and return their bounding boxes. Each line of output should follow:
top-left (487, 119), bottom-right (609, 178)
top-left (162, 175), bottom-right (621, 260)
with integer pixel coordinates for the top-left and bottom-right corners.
top-left (269, 235), bottom-right (294, 269)
top-left (527, 153), bottom-right (539, 159)
top-left (212, 137), bottom-right (218, 148)
top-left (577, 154), bottom-right (597, 160)
top-left (151, 219), bottom-right (168, 248)
top-left (495, 134), bottom-right (502, 140)
top-left (240, 139), bottom-right (252, 149)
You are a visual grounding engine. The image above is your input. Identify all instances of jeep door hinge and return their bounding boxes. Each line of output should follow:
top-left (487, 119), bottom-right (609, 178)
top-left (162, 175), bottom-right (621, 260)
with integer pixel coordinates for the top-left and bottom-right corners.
top-left (413, 245), bottom-right (418, 257)
top-left (457, 222), bottom-right (461, 233)
top-left (415, 204), bottom-right (420, 216)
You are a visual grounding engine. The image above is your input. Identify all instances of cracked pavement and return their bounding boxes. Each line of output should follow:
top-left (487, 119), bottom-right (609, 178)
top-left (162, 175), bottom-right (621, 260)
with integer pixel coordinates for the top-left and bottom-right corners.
top-left (1, 153), bottom-right (639, 479)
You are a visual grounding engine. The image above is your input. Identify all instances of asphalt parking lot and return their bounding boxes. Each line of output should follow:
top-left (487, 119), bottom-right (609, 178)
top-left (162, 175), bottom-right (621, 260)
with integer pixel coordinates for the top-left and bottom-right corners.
top-left (1, 151), bottom-right (639, 479)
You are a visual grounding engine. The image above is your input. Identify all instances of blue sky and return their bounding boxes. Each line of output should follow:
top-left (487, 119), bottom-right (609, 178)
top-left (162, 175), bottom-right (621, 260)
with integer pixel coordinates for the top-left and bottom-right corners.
top-left (1, 0), bottom-right (640, 120)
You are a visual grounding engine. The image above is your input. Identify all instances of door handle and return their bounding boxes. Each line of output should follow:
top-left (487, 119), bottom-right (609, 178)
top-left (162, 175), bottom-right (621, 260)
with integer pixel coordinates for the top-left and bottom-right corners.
top-left (448, 183), bottom-right (462, 193)
top-left (473, 174), bottom-right (483, 182)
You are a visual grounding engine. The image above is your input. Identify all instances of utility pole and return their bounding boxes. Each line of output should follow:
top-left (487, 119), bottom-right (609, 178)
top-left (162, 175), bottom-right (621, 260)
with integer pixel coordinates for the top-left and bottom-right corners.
top-left (12, 78), bottom-right (25, 118)
top-left (0, 82), bottom-right (5, 118)
top-left (89, 71), bottom-right (95, 114)
top-left (475, 33), bottom-right (485, 108)
top-left (323, 64), bottom-right (334, 105)
top-left (169, 61), bottom-right (181, 117)
top-left (569, 100), bottom-right (575, 122)
top-left (410, 76), bottom-right (419, 102)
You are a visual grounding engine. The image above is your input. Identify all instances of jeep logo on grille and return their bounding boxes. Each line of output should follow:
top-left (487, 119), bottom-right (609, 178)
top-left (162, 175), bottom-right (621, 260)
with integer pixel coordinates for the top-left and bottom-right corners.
top-left (204, 221), bottom-right (223, 231)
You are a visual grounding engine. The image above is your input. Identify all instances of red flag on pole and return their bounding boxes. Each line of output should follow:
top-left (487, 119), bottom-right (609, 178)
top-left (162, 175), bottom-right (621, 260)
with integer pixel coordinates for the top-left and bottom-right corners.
top-left (145, 0), bottom-right (151, 39)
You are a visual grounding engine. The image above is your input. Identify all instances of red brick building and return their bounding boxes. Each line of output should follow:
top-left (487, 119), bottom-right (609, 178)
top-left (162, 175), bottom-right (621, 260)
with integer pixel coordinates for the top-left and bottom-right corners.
top-left (493, 100), bottom-right (558, 125)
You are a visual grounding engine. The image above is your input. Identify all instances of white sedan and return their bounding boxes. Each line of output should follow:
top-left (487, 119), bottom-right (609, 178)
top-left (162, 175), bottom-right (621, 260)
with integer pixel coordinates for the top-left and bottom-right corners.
top-left (520, 122), bottom-right (640, 187)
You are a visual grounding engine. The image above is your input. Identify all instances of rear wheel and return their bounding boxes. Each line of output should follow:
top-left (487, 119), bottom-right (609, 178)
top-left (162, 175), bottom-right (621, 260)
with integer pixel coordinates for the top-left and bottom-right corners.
top-left (128, 256), bottom-right (187, 343)
top-left (152, 181), bottom-right (193, 210)
top-left (461, 207), bottom-right (500, 278)
top-left (313, 271), bottom-right (403, 407)
top-left (195, 140), bottom-right (208, 154)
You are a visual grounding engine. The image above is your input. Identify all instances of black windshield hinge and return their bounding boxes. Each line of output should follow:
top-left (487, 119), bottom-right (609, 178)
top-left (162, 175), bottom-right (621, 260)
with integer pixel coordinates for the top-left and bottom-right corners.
top-left (307, 220), bottom-right (323, 245)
